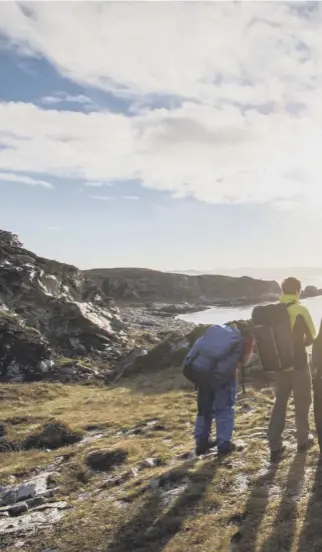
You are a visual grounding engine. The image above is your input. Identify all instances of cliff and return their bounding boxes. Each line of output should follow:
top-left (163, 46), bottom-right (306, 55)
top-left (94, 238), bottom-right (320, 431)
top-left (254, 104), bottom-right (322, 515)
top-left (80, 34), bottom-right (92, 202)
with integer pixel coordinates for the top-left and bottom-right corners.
top-left (0, 230), bottom-right (130, 382)
top-left (85, 267), bottom-right (281, 304)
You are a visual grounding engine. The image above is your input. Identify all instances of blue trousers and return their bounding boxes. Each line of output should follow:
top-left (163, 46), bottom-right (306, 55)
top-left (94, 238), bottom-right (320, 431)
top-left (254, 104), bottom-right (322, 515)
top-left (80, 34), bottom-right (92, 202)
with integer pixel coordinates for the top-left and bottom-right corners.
top-left (194, 380), bottom-right (238, 446)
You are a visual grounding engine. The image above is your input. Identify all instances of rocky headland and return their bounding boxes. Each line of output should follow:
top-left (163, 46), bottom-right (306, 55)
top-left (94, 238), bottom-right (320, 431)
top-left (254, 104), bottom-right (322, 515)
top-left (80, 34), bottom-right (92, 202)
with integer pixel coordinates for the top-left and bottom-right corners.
top-left (2, 228), bottom-right (318, 552)
top-left (0, 229), bottom-right (281, 384)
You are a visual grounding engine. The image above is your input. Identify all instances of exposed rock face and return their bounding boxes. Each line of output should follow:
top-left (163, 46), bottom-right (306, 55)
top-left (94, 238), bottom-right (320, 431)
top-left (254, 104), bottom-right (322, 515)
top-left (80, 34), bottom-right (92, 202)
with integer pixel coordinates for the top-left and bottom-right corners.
top-left (0, 471), bottom-right (68, 536)
top-left (0, 230), bottom-right (130, 382)
top-left (86, 267), bottom-right (280, 304)
top-left (116, 325), bottom-right (209, 379)
top-left (301, 285), bottom-right (322, 299)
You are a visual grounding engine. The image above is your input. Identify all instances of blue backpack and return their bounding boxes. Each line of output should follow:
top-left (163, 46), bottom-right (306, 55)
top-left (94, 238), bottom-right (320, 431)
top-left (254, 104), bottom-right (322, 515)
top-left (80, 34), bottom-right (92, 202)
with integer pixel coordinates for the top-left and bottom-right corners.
top-left (183, 324), bottom-right (243, 388)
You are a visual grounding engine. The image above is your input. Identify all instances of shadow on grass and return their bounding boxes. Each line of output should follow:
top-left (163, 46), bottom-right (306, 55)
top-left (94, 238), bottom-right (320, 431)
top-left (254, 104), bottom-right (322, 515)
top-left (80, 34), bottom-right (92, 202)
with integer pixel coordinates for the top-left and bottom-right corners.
top-left (259, 451), bottom-right (307, 552)
top-left (236, 462), bottom-right (279, 552)
top-left (297, 455), bottom-right (322, 552)
top-left (105, 458), bottom-right (218, 552)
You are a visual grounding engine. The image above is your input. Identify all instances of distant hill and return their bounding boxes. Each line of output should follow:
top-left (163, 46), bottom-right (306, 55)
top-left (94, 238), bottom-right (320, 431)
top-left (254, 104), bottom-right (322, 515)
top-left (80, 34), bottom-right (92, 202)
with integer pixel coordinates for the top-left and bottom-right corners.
top-left (86, 267), bottom-right (280, 304)
top-left (170, 267), bottom-right (322, 283)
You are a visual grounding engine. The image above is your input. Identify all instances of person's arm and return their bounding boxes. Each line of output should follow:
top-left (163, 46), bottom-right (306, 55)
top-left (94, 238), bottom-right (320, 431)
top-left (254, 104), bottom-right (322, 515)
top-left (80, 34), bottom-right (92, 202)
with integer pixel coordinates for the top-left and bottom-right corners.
top-left (302, 307), bottom-right (316, 346)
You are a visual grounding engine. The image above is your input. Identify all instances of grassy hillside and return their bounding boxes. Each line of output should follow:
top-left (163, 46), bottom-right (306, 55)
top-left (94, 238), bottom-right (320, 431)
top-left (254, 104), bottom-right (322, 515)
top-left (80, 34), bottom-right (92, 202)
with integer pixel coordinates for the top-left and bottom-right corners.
top-left (1, 368), bottom-right (321, 552)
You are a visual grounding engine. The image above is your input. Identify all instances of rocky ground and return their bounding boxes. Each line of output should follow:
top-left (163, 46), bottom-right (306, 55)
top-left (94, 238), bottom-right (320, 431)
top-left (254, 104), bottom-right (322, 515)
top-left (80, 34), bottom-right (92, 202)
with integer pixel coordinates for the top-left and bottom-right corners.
top-left (2, 228), bottom-right (322, 551)
top-left (0, 230), bottom-right (199, 386)
top-left (1, 369), bottom-right (321, 552)
top-left (120, 304), bottom-right (194, 340)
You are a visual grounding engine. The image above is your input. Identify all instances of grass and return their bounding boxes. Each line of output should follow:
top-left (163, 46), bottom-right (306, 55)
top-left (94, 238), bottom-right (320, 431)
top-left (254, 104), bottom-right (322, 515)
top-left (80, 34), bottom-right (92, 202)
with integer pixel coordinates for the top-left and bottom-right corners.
top-left (0, 368), bottom-right (322, 552)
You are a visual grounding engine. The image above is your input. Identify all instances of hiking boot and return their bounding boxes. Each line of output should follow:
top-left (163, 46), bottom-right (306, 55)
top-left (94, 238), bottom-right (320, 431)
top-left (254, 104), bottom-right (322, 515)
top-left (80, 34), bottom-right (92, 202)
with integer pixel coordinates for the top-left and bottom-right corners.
top-left (218, 441), bottom-right (236, 456)
top-left (270, 445), bottom-right (287, 463)
top-left (298, 434), bottom-right (315, 453)
top-left (195, 438), bottom-right (217, 456)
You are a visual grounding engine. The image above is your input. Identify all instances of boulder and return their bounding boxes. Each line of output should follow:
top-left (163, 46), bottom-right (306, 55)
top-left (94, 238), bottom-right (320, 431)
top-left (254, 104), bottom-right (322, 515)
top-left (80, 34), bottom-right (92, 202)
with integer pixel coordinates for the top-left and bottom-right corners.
top-left (0, 473), bottom-right (49, 506)
top-left (122, 325), bottom-right (210, 377)
top-left (301, 285), bottom-right (322, 299)
top-left (0, 313), bottom-right (52, 382)
top-left (8, 503), bottom-right (28, 516)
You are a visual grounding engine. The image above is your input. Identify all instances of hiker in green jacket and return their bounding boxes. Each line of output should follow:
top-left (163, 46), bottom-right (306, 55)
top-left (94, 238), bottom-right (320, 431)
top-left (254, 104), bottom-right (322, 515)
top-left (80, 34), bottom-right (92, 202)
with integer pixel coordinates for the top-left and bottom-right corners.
top-left (268, 277), bottom-right (316, 462)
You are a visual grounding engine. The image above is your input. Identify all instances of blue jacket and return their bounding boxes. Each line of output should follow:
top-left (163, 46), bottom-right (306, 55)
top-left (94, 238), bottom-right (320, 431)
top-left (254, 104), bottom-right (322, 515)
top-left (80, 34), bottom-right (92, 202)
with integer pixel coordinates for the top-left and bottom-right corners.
top-left (185, 324), bottom-right (243, 383)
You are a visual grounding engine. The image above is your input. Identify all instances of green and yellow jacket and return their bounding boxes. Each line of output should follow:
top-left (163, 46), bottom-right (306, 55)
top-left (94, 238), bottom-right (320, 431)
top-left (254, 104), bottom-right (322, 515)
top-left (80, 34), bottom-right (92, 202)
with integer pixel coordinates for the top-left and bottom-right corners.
top-left (280, 294), bottom-right (316, 371)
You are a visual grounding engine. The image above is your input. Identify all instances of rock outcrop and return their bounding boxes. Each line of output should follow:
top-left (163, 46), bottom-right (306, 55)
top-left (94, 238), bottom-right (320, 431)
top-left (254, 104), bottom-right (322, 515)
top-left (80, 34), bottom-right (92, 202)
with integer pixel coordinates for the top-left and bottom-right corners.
top-left (301, 285), bottom-right (322, 299)
top-left (0, 230), bottom-right (130, 382)
top-left (86, 267), bottom-right (280, 304)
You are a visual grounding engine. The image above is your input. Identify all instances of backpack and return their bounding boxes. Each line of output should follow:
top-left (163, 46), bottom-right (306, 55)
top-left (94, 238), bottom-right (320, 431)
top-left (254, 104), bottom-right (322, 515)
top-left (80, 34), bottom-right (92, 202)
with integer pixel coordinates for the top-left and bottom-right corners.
top-left (182, 324), bottom-right (244, 388)
top-left (251, 302), bottom-right (295, 372)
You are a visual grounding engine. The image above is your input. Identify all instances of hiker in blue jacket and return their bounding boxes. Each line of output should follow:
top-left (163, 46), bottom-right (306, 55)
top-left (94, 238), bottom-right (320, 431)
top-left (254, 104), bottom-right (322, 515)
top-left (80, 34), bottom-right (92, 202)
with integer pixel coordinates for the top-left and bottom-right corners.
top-left (184, 323), bottom-right (254, 456)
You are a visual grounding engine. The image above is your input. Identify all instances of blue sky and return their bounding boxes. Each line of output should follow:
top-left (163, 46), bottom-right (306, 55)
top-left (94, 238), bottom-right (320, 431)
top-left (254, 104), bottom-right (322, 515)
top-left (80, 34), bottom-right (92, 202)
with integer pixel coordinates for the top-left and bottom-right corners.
top-left (0, 2), bottom-right (322, 270)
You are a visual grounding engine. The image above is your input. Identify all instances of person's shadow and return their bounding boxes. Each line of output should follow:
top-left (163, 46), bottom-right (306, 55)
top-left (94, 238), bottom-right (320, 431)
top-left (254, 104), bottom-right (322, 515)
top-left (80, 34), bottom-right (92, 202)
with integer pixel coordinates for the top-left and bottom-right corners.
top-left (235, 462), bottom-right (279, 552)
top-left (105, 457), bottom-right (219, 552)
top-left (259, 451), bottom-right (307, 552)
top-left (297, 455), bottom-right (322, 551)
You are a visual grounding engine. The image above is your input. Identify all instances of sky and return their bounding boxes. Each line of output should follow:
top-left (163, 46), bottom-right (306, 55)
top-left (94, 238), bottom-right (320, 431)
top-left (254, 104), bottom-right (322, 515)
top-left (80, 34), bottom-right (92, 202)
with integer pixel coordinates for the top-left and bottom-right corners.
top-left (1, 1), bottom-right (322, 271)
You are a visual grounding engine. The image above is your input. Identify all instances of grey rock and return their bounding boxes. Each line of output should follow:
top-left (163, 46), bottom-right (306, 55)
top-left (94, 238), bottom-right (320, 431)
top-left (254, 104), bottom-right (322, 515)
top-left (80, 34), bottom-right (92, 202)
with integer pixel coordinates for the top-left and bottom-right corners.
top-left (113, 347), bottom-right (148, 381)
top-left (8, 502), bottom-right (28, 516)
top-left (0, 472), bottom-right (50, 506)
top-left (26, 496), bottom-right (47, 509)
top-left (32, 501), bottom-right (69, 512)
top-left (0, 507), bottom-right (66, 535)
top-left (150, 478), bottom-right (161, 490)
top-left (0, 229), bottom-right (131, 384)
top-left (139, 457), bottom-right (163, 469)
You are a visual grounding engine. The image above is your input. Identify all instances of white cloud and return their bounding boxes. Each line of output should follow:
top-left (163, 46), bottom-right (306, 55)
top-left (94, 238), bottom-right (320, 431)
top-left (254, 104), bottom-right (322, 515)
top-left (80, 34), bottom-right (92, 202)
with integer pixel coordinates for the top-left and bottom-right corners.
top-left (0, 2), bottom-right (320, 106)
top-left (0, 171), bottom-right (53, 189)
top-left (1, 100), bottom-right (321, 207)
top-left (1, 3), bottom-right (322, 207)
top-left (123, 196), bottom-right (139, 201)
top-left (41, 93), bottom-right (94, 107)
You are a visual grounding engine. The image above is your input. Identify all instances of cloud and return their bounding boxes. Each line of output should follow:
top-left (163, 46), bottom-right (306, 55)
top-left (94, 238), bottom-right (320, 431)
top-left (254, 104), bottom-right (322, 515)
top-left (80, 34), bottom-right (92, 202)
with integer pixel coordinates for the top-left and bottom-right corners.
top-left (0, 2), bottom-right (320, 106)
top-left (47, 226), bottom-right (64, 231)
top-left (1, 3), bottom-right (322, 207)
top-left (0, 171), bottom-right (53, 189)
top-left (41, 93), bottom-right (94, 107)
top-left (123, 196), bottom-right (139, 200)
top-left (0, 100), bottom-right (320, 207)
